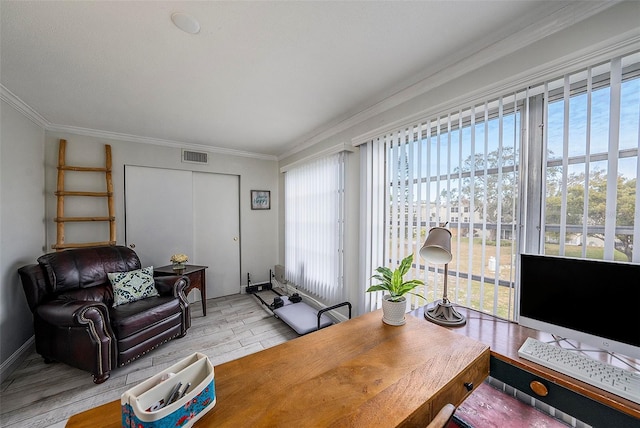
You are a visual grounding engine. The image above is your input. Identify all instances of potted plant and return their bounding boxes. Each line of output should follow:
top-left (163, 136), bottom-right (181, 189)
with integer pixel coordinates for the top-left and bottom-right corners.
top-left (367, 253), bottom-right (424, 325)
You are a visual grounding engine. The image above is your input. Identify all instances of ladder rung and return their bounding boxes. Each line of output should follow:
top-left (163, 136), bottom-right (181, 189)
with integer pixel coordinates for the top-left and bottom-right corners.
top-left (55, 191), bottom-right (112, 197)
top-left (54, 216), bottom-right (115, 222)
top-left (54, 140), bottom-right (116, 251)
top-left (59, 166), bottom-right (110, 172)
top-left (51, 241), bottom-right (116, 250)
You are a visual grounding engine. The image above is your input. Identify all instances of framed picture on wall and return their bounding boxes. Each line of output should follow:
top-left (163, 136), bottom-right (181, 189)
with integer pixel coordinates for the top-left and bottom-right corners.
top-left (251, 190), bottom-right (270, 210)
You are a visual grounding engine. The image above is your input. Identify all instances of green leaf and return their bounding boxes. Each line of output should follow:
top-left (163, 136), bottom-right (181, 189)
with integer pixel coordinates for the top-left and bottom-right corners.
top-left (391, 269), bottom-right (402, 291)
top-left (366, 285), bottom-right (389, 293)
top-left (367, 253), bottom-right (424, 299)
top-left (370, 274), bottom-right (387, 283)
top-left (398, 254), bottom-right (414, 276)
top-left (375, 266), bottom-right (393, 280)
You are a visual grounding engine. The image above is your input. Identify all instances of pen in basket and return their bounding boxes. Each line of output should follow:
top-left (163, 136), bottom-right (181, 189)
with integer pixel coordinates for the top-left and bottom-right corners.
top-left (180, 383), bottom-right (191, 398)
top-left (166, 382), bottom-right (182, 405)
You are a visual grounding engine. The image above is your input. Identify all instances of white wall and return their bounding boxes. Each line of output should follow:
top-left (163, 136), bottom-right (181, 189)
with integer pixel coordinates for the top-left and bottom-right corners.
top-left (0, 99), bottom-right (45, 377)
top-left (44, 131), bottom-right (280, 286)
top-left (278, 1), bottom-right (640, 315)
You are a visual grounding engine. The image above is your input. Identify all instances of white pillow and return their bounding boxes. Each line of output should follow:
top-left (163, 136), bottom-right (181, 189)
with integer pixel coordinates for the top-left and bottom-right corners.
top-left (108, 266), bottom-right (158, 307)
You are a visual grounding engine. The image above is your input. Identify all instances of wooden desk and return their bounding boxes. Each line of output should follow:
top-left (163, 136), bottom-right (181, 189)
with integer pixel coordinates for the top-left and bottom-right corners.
top-left (66, 309), bottom-right (489, 427)
top-left (411, 306), bottom-right (640, 428)
top-left (155, 265), bottom-right (208, 316)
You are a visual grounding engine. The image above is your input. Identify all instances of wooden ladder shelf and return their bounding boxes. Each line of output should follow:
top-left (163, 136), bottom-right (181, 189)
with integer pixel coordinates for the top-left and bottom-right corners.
top-left (52, 139), bottom-right (116, 250)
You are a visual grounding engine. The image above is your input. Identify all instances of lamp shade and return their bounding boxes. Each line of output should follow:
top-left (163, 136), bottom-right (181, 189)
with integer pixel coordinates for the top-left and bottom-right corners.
top-left (419, 227), bottom-right (452, 264)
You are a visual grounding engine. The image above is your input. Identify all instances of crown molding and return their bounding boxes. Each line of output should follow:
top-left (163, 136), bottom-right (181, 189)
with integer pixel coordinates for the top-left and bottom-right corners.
top-left (279, 1), bottom-right (620, 160)
top-left (280, 142), bottom-right (354, 173)
top-left (2, 84), bottom-right (277, 161)
top-left (46, 123), bottom-right (277, 161)
top-left (1, 84), bottom-right (49, 128)
top-left (351, 31), bottom-right (640, 146)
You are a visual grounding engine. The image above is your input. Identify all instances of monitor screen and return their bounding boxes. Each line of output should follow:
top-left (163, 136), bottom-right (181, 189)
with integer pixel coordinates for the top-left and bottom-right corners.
top-left (519, 253), bottom-right (640, 360)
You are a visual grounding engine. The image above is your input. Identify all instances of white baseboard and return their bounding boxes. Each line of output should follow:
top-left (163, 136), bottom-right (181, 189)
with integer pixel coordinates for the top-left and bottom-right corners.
top-left (1, 336), bottom-right (34, 384)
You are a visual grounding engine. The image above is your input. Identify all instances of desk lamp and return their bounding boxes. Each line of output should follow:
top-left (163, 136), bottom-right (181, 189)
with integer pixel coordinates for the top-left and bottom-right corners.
top-left (419, 225), bottom-right (466, 327)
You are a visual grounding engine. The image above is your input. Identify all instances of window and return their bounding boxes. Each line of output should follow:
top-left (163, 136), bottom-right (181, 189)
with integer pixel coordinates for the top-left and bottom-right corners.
top-left (535, 54), bottom-right (640, 263)
top-left (359, 51), bottom-right (640, 320)
top-left (284, 152), bottom-right (346, 303)
top-left (360, 97), bottom-right (522, 318)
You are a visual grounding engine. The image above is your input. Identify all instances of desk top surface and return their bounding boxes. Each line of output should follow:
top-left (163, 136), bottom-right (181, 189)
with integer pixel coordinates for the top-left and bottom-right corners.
top-left (411, 306), bottom-right (640, 419)
top-left (66, 309), bottom-right (489, 428)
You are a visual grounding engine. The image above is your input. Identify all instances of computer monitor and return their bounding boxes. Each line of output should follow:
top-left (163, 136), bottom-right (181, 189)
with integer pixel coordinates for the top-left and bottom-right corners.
top-left (518, 253), bottom-right (640, 360)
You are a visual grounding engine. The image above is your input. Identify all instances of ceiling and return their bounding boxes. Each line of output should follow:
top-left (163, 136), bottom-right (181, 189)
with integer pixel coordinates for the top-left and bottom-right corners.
top-left (0, 1), bottom-right (614, 158)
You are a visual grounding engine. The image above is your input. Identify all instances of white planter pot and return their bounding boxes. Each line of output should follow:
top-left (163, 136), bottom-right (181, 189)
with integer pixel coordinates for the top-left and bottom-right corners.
top-left (381, 295), bottom-right (407, 326)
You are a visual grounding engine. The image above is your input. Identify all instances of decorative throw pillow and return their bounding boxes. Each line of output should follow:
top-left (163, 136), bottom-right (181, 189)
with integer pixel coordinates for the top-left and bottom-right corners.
top-left (108, 266), bottom-right (158, 307)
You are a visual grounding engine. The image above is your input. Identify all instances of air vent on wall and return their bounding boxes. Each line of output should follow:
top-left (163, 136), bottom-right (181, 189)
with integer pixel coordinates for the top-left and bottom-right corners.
top-left (182, 150), bottom-right (208, 164)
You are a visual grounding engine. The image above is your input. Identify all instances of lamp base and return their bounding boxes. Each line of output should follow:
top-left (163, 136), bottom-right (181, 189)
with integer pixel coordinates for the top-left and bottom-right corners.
top-left (424, 299), bottom-right (466, 327)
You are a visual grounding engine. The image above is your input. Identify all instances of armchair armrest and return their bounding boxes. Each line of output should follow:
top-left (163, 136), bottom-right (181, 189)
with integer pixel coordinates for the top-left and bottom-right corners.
top-left (155, 275), bottom-right (191, 331)
top-left (154, 275), bottom-right (189, 298)
top-left (37, 300), bottom-right (111, 329)
top-left (35, 299), bottom-right (116, 384)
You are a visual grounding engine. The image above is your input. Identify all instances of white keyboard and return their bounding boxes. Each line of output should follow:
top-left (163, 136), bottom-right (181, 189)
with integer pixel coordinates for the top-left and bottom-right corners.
top-left (518, 337), bottom-right (640, 404)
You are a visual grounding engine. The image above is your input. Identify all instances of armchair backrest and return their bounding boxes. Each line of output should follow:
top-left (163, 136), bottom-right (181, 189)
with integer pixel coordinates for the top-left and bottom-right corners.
top-left (38, 245), bottom-right (141, 292)
top-left (19, 245), bottom-right (141, 311)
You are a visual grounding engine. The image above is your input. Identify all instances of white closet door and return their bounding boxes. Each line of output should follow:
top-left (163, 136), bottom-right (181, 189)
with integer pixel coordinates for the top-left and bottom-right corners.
top-left (124, 166), bottom-right (193, 268)
top-left (193, 173), bottom-right (240, 298)
top-left (125, 166), bottom-right (241, 302)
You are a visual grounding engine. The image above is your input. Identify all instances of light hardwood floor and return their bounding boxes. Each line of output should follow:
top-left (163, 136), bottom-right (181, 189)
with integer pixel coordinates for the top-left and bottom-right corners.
top-left (0, 292), bottom-right (298, 428)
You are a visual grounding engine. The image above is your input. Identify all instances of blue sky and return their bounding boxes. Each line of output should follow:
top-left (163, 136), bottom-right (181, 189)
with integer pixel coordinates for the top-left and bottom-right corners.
top-left (389, 74), bottom-right (640, 203)
top-left (547, 78), bottom-right (640, 179)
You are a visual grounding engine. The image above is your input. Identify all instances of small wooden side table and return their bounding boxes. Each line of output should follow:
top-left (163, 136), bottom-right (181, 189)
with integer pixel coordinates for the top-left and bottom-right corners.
top-left (155, 265), bottom-right (208, 316)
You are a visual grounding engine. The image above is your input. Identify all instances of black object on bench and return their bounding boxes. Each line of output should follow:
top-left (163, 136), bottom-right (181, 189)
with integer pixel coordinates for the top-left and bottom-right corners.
top-left (246, 271), bottom-right (351, 335)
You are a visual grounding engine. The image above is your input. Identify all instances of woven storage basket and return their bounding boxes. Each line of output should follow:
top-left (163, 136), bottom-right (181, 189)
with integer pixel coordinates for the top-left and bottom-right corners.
top-left (121, 352), bottom-right (215, 428)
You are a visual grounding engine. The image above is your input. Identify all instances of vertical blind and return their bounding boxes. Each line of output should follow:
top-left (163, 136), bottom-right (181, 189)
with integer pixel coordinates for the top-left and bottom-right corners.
top-left (359, 95), bottom-right (523, 318)
top-left (360, 139), bottom-right (386, 313)
top-left (539, 52), bottom-right (640, 263)
top-left (358, 51), bottom-right (640, 320)
top-left (284, 152), bottom-right (346, 303)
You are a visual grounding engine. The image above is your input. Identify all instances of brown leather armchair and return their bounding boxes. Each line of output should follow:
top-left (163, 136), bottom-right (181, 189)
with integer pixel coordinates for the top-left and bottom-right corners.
top-left (18, 245), bottom-right (190, 383)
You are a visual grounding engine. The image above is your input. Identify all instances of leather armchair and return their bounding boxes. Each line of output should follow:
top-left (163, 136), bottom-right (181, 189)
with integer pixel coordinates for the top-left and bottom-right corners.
top-left (18, 245), bottom-right (190, 383)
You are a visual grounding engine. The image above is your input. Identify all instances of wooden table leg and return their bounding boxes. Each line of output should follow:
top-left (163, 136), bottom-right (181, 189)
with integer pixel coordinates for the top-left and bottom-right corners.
top-left (201, 271), bottom-right (206, 316)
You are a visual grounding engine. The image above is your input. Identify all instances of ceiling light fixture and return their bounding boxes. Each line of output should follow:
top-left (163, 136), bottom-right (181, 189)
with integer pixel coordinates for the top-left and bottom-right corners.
top-left (171, 12), bottom-right (200, 35)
